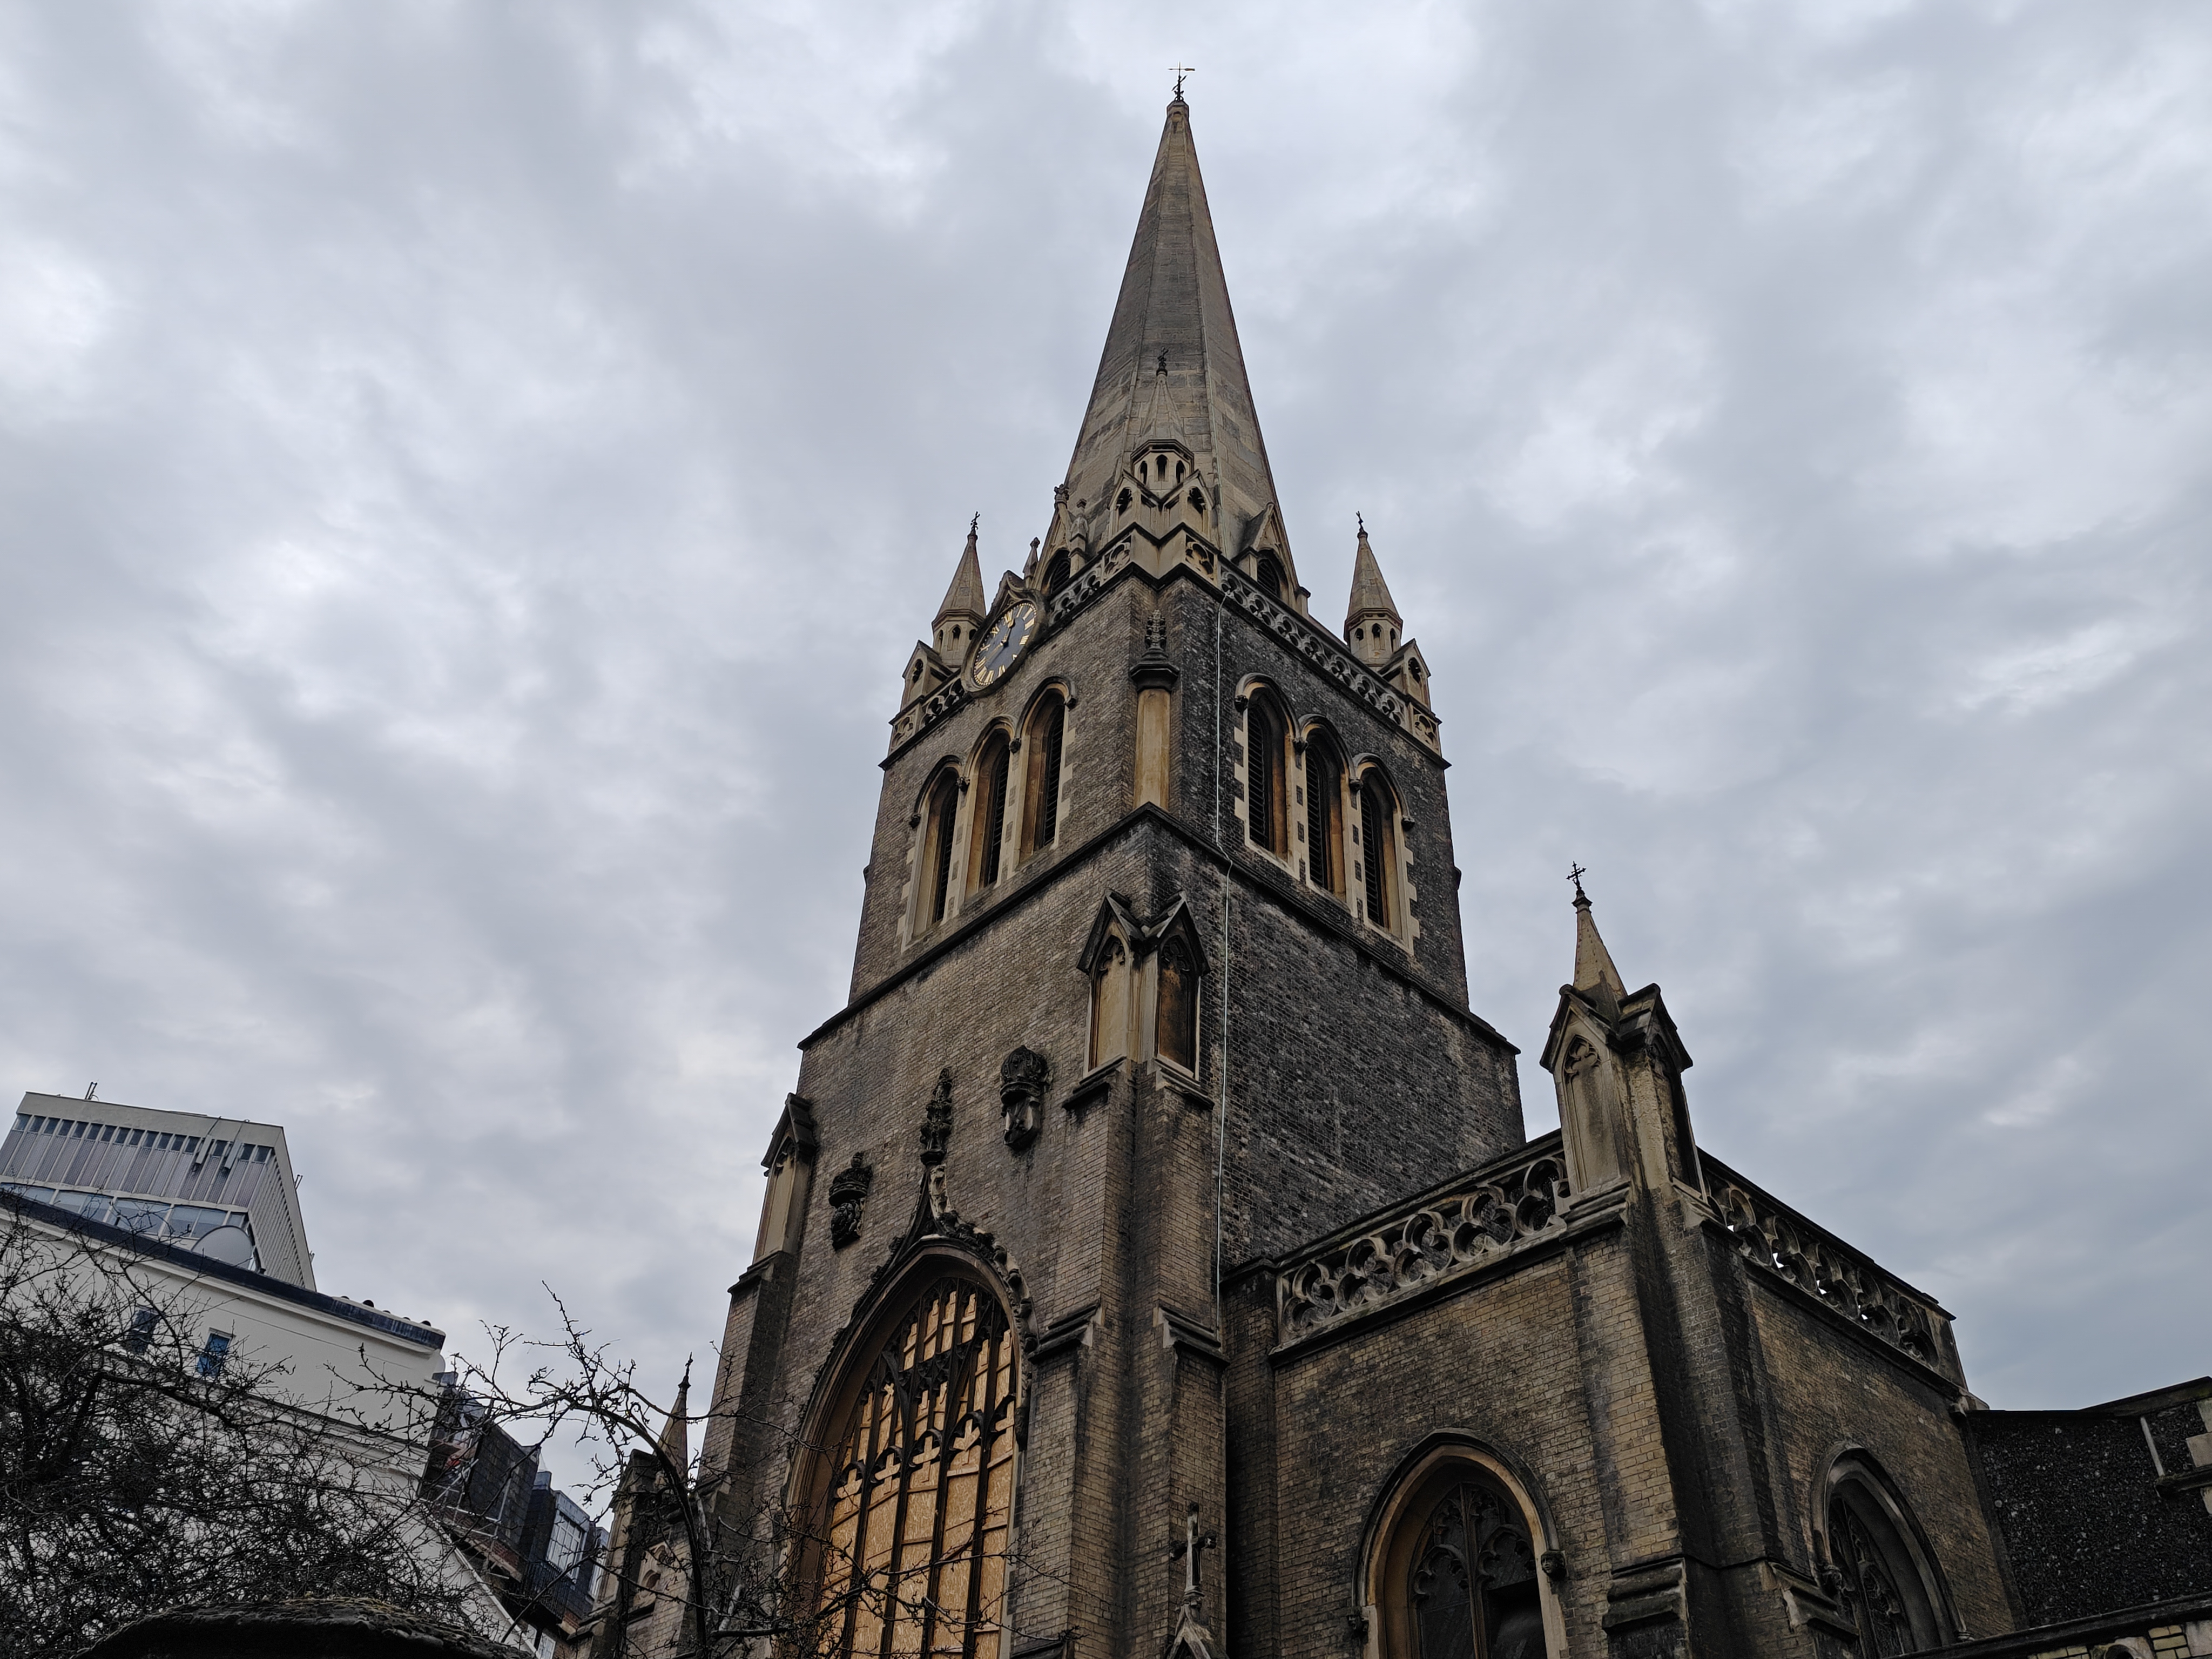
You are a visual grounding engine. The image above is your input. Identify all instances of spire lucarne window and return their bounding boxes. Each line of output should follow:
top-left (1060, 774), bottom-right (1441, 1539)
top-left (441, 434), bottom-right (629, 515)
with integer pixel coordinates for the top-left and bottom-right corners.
top-left (811, 1273), bottom-right (1017, 1659)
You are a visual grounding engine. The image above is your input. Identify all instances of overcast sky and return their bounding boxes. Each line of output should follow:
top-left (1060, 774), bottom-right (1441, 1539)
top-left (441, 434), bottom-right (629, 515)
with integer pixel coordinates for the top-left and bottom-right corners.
top-left (3, 0), bottom-right (2207, 1485)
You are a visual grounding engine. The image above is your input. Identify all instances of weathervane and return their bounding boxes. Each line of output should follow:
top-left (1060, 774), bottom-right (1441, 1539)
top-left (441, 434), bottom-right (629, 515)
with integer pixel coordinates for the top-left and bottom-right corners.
top-left (1170, 63), bottom-right (1195, 99)
top-left (969, 511), bottom-right (980, 536)
top-left (1357, 511), bottom-right (1366, 534)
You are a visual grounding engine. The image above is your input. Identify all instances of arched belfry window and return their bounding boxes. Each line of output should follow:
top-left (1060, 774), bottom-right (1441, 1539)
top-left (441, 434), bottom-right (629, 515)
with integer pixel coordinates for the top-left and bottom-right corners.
top-left (809, 1271), bottom-right (1018, 1659)
top-left (918, 771), bottom-right (962, 934)
top-left (1358, 768), bottom-right (1402, 932)
top-left (1253, 551), bottom-right (1287, 602)
top-left (969, 734), bottom-right (1011, 893)
top-left (1245, 693), bottom-right (1289, 856)
top-left (1304, 732), bottom-right (1345, 897)
top-left (1023, 694), bottom-right (1067, 856)
top-left (1824, 1465), bottom-right (1947, 1656)
top-left (1375, 1460), bottom-right (1550, 1659)
top-left (1042, 550), bottom-right (1071, 596)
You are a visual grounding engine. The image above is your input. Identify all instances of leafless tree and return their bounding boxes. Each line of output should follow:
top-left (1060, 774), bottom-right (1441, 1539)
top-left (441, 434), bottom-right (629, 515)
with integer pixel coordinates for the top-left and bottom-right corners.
top-left (436, 1294), bottom-right (1075, 1659)
top-left (0, 1201), bottom-right (484, 1659)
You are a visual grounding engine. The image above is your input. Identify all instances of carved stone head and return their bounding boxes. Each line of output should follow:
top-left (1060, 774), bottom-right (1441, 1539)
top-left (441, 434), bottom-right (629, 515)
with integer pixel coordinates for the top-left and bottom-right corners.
top-left (999, 1047), bottom-right (1050, 1151)
top-left (827, 1152), bottom-right (873, 1250)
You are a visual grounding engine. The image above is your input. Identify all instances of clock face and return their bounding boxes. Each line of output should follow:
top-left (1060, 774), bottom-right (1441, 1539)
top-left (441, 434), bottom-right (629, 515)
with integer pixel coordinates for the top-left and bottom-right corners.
top-left (969, 601), bottom-right (1040, 687)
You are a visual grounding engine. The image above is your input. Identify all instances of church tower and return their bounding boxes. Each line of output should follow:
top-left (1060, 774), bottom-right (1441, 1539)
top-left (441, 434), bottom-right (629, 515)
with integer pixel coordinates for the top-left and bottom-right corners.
top-left (609, 89), bottom-right (2212, 1659)
top-left (692, 91), bottom-right (1521, 1659)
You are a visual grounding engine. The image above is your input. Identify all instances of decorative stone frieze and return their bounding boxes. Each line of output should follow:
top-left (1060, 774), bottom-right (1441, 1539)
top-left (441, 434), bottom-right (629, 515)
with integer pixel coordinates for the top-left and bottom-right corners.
top-left (1275, 1139), bottom-right (1570, 1342)
top-left (1701, 1153), bottom-right (1959, 1384)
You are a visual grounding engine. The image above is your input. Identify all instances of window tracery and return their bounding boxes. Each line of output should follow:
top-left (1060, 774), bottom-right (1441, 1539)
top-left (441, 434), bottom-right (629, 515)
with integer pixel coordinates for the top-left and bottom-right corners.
top-left (1377, 1466), bottom-right (1548, 1659)
top-left (811, 1273), bottom-right (1018, 1659)
top-left (1825, 1470), bottom-right (1944, 1656)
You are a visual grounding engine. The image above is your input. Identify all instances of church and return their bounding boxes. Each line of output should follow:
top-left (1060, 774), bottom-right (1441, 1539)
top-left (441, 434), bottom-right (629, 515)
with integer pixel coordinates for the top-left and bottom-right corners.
top-left (590, 95), bottom-right (2212, 1659)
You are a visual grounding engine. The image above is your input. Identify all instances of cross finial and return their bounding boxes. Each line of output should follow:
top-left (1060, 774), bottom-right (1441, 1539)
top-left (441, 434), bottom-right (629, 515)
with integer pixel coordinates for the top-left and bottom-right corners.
top-left (1357, 511), bottom-right (1366, 535)
top-left (1170, 63), bottom-right (1195, 99)
top-left (1170, 1503), bottom-right (1217, 1608)
top-left (1156, 349), bottom-right (1169, 375)
top-left (1568, 862), bottom-right (1589, 902)
top-left (969, 511), bottom-right (980, 537)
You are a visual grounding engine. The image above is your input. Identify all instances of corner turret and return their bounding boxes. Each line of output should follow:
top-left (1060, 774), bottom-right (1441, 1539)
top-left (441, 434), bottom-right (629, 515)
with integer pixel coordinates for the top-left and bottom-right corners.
top-left (1344, 523), bottom-right (1433, 707)
top-left (1539, 877), bottom-right (1701, 1204)
top-left (933, 520), bottom-right (988, 659)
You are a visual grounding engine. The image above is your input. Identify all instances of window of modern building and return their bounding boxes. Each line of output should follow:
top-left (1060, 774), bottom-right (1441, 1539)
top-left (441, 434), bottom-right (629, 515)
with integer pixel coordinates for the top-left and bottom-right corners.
top-left (808, 1272), bottom-right (1017, 1659)
top-left (198, 1331), bottom-right (232, 1379)
top-left (1156, 936), bottom-right (1199, 1073)
top-left (124, 1306), bottom-right (158, 1355)
top-left (1245, 693), bottom-right (1289, 855)
top-left (970, 733), bottom-right (1011, 892)
top-left (1023, 695), bottom-right (1067, 854)
top-left (1826, 1469), bottom-right (1946, 1655)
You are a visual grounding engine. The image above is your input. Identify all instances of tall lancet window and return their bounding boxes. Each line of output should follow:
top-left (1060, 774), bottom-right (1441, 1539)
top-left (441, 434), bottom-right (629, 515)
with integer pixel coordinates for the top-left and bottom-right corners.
top-left (1359, 770), bottom-right (1400, 930)
top-left (920, 772), bottom-right (961, 933)
top-left (1156, 935), bottom-right (1198, 1073)
top-left (970, 734), bottom-right (1010, 892)
top-left (1245, 693), bottom-right (1289, 855)
top-left (1024, 695), bottom-right (1066, 855)
top-left (811, 1273), bottom-right (1017, 1659)
top-left (1305, 735), bottom-right (1344, 896)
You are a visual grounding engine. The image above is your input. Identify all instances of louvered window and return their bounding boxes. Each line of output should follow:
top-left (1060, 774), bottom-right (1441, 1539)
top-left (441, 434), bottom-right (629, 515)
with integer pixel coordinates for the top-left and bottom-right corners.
top-left (1245, 697), bottom-right (1285, 854)
top-left (1027, 698), bottom-right (1065, 852)
top-left (1361, 778), bottom-right (1388, 922)
top-left (973, 738), bottom-right (1010, 889)
top-left (923, 775), bottom-right (959, 928)
top-left (1307, 741), bottom-right (1339, 894)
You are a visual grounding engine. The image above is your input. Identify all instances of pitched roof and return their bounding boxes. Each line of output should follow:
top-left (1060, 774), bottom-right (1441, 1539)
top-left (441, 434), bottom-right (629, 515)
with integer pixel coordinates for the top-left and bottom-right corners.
top-left (1061, 97), bottom-right (1282, 555)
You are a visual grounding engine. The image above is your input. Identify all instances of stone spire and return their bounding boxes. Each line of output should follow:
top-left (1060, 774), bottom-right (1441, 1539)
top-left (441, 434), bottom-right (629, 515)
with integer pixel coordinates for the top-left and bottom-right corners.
top-left (1572, 875), bottom-right (1627, 1001)
top-left (933, 518), bottom-right (987, 657)
top-left (655, 1358), bottom-right (691, 1473)
top-left (1060, 95), bottom-right (1282, 558)
top-left (1344, 521), bottom-right (1402, 666)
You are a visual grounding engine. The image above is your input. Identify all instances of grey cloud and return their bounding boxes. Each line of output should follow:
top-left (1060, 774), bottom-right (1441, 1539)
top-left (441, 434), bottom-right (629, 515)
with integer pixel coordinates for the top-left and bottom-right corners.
top-left (0, 0), bottom-right (2204, 1488)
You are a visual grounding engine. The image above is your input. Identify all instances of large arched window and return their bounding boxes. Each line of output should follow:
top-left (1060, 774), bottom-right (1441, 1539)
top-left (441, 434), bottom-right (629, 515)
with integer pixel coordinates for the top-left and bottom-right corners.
top-left (1155, 935), bottom-right (1198, 1073)
top-left (918, 770), bottom-right (962, 935)
top-left (968, 733), bottom-right (1011, 893)
top-left (1375, 1460), bottom-right (1549, 1659)
top-left (1244, 693), bottom-right (1289, 856)
top-left (810, 1271), bottom-right (1018, 1659)
top-left (1824, 1464), bottom-right (1947, 1656)
top-left (1023, 694), bottom-right (1067, 856)
top-left (1358, 768), bottom-right (1401, 933)
top-left (1304, 732), bottom-right (1345, 898)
